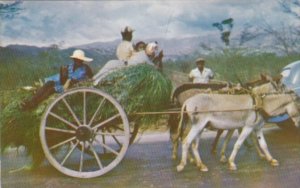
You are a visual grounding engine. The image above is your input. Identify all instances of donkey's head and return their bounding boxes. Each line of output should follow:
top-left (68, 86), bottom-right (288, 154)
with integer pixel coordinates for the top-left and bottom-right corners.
top-left (251, 75), bottom-right (285, 95)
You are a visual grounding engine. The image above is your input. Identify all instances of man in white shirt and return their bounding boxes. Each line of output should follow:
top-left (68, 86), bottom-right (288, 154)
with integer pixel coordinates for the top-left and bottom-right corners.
top-left (189, 58), bottom-right (214, 83)
top-left (116, 26), bottom-right (135, 62)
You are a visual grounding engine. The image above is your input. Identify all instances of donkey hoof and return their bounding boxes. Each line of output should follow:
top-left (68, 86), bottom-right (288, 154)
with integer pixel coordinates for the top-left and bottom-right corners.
top-left (220, 156), bottom-right (227, 163)
top-left (229, 163), bottom-right (237, 171)
top-left (270, 159), bottom-right (279, 166)
top-left (172, 155), bottom-right (177, 160)
top-left (177, 165), bottom-right (185, 172)
top-left (198, 164), bottom-right (208, 172)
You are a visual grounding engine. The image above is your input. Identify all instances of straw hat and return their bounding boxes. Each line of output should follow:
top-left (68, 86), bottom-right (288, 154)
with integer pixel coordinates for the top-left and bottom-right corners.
top-left (195, 58), bottom-right (205, 64)
top-left (70, 49), bottom-right (93, 62)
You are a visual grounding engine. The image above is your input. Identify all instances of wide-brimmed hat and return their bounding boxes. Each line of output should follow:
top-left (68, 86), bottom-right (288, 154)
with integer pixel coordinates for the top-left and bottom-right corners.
top-left (70, 49), bottom-right (93, 62)
top-left (195, 58), bottom-right (205, 64)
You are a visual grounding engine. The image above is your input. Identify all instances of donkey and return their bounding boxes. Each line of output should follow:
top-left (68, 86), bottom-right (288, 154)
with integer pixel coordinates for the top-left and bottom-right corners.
top-left (176, 84), bottom-right (299, 172)
top-left (169, 75), bottom-right (280, 161)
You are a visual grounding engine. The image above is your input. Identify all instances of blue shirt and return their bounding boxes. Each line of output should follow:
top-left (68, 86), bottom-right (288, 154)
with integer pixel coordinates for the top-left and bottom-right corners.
top-left (44, 63), bottom-right (89, 93)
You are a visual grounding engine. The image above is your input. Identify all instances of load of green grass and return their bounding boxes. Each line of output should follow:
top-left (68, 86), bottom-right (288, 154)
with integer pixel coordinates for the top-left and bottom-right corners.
top-left (96, 64), bottom-right (173, 124)
top-left (0, 64), bottom-right (173, 168)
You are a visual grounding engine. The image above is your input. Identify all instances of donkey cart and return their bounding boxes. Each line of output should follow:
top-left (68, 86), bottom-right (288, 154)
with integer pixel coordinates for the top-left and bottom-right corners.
top-left (39, 80), bottom-right (296, 178)
top-left (39, 81), bottom-right (231, 179)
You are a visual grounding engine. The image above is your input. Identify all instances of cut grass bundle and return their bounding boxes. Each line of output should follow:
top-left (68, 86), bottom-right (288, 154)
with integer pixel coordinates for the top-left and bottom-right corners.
top-left (96, 64), bottom-right (173, 125)
top-left (0, 64), bottom-right (173, 168)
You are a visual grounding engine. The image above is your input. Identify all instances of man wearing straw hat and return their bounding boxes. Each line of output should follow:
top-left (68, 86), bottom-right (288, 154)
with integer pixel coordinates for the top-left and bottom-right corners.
top-left (189, 57), bottom-right (214, 83)
top-left (21, 49), bottom-right (93, 111)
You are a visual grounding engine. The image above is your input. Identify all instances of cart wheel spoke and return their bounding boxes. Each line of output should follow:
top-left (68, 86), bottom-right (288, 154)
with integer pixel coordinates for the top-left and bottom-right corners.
top-left (88, 142), bottom-right (103, 170)
top-left (61, 140), bottom-right (79, 165)
top-left (96, 131), bottom-right (125, 137)
top-left (101, 134), bottom-right (106, 153)
top-left (46, 127), bottom-right (76, 134)
top-left (92, 114), bottom-right (120, 130)
top-left (111, 124), bottom-right (124, 131)
top-left (62, 98), bottom-right (81, 126)
top-left (95, 139), bottom-right (119, 156)
top-left (50, 136), bottom-right (76, 150)
top-left (83, 91), bottom-right (86, 125)
top-left (106, 127), bottom-right (122, 147)
top-left (79, 142), bottom-right (85, 172)
top-left (88, 98), bottom-right (105, 127)
top-left (49, 112), bottom-right (78, 130)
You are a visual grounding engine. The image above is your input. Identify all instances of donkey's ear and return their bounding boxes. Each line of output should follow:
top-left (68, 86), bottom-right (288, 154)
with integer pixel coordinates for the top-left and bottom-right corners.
top-left (266, 74), bottom-right (273, 82)
top-left (260, 73), bottom-right (267, 81)
top-left (272, 74), bottom-right (283, 84)
top-left (159, 50), bottom-right (163, 56)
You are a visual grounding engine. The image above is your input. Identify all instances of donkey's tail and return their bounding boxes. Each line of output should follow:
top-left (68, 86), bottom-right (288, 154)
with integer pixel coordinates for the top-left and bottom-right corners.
top-left (175, 103), bottom-right (187, 140)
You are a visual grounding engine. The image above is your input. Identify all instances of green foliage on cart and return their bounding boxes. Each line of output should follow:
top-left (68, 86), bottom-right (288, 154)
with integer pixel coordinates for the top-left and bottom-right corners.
top-left (96, 64), bottom-right (173, 125)
top-left (0, 64), bottom-right (173, 168)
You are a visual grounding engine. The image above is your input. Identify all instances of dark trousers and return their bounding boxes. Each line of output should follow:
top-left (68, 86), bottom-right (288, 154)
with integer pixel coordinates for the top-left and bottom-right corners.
top-left (22, 81), bottom-right (56, 111)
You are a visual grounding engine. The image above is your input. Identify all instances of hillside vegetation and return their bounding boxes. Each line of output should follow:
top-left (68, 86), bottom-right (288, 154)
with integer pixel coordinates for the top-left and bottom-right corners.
top-left (1, 47), bottom-right (299, 91)
top-left (164, 49), bottom-right (300, 86)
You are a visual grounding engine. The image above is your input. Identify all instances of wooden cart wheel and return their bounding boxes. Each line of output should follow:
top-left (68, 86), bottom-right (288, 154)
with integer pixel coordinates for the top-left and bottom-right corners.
top-left (40, 87), bottom-right (130, 178)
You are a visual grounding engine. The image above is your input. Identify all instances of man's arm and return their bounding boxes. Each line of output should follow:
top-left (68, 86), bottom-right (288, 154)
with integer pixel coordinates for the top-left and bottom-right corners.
top-left (63, 79), bottom-right (71, 91)
top-left (208, 69), bottom-right (214, 79)
top-left (188, 70), bottom-right (194, 82)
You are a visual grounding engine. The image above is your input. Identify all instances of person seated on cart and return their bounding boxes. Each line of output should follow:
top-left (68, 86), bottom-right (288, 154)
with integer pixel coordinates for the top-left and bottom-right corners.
top-left (93, 41), bottom-right (159, 85)
top-left (127, 41), bottom-right (158, 66)
top-left (21, 49), bottom-right (93, 111)
top-left (189, 57), bottom-right (214, 83)
top-left (116, 26), bottom-right (135, 65)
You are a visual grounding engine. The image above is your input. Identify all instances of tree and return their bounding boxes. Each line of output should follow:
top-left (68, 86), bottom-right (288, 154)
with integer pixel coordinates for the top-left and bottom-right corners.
top-left (258, 0), bottom-right (300, 55)
top-left (260, 20), bottom-right (299, 55)
top-left (212, 18), bottom-right (234, 46)
top-left (0, 0), bottom-right (23, 19)
top-left (239, 24), bottom-right (262, 46)
top-left (279, 0), bottom-right (300, 19)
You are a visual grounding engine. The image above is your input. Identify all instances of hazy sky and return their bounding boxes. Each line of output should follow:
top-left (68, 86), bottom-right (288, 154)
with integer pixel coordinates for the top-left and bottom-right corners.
top-left (1, 0), bottom-right (298, 47)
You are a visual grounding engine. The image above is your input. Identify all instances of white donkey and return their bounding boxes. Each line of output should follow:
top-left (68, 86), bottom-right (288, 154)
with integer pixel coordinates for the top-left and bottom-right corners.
top-left (176, 84), bottom-right (300, 172)
top-left (170, 80), bottom-right (282, 163)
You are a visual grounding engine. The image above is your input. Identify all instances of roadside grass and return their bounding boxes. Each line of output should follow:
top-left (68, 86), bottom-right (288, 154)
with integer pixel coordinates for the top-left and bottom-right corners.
top-left (1, 48), bottom-right (300, 90)
top-left (164, 50), bottom-right (300, 85)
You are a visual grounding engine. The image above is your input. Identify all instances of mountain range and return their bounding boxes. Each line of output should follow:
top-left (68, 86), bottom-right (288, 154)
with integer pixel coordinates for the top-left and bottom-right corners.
top-left (0, 33), bottom-right (282, 67)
